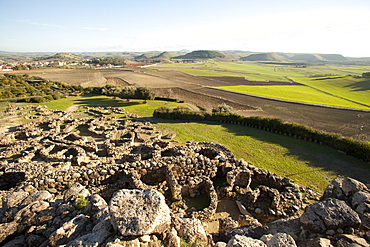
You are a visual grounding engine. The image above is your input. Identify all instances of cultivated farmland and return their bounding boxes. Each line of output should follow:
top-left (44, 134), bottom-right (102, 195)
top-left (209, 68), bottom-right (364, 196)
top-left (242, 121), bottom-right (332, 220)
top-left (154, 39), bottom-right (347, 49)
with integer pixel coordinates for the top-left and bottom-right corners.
top-left (2, 62), bottom-right (370, 140)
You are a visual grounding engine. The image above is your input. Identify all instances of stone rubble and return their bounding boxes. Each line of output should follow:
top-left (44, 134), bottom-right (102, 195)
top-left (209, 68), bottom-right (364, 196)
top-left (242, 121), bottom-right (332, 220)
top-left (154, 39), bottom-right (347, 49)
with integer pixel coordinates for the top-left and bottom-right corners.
top-left (0, 105), bottom-right (369, 246)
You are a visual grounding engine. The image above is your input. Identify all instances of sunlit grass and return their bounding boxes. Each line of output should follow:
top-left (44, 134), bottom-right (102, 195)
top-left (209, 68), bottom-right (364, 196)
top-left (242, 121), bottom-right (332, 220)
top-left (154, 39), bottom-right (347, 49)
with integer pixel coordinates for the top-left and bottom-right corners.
top-left (156, 120), bottom-right (370, 192)
top-left (215, 85), bottom-right (370, 109)
top-left (292, 76), bottom-right (370, 107)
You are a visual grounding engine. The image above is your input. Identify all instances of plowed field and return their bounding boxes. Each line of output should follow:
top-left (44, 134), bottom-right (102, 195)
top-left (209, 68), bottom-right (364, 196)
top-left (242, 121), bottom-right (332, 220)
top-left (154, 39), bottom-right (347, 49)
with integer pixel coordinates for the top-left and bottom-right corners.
top-left (3, 68), bottom-right (370, 140)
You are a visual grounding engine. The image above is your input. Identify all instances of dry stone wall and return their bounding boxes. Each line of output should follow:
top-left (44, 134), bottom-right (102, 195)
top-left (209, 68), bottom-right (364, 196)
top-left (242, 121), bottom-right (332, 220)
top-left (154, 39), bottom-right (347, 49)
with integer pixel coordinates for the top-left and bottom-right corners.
top-left (0, 105), bottom-right (369, 246)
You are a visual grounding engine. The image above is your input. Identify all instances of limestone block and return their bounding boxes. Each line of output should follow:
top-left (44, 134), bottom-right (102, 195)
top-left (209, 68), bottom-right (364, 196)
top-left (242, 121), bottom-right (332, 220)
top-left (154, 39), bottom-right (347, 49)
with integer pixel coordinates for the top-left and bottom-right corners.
top-left (109, 189), bottom-right (171, 236)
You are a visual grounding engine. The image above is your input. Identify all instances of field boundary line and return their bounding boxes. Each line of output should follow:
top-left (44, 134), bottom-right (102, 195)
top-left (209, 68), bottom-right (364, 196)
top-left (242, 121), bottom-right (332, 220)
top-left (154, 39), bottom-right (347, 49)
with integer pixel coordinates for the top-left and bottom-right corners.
top-left (287, 77), bottom-right (370, 109)
top-left (132, 69), bottom-right (370, 112)
top-left (209, 87), bottom-right (370, 112)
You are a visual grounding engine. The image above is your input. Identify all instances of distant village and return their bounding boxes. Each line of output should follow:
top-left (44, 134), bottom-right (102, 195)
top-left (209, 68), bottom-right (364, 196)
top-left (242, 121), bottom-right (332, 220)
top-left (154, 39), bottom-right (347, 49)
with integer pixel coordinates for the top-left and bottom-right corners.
top-left (0, 60), bottom-right (126, 71)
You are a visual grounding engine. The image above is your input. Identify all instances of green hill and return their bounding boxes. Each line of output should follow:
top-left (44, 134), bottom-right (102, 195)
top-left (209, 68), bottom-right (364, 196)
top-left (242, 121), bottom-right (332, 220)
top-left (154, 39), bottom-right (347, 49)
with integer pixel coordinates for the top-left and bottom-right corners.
top-left (48, 53), bottom-right (83, 61)
top-left (174, 50), bottom-right (226, 59)
top-left (290, 54), bottom-right (326, 62)
top-left (240, 52), bottom-right (286, 61)
top-left (152, 51), bottom-right (175, 59)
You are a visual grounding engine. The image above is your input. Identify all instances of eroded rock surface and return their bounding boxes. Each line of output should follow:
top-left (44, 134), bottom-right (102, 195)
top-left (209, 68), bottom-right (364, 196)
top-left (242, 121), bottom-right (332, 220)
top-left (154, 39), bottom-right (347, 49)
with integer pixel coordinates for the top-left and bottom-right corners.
top-left (109, 189), bottom-right (171, 236)
top-left (0, 105), bottom-right (369, 246)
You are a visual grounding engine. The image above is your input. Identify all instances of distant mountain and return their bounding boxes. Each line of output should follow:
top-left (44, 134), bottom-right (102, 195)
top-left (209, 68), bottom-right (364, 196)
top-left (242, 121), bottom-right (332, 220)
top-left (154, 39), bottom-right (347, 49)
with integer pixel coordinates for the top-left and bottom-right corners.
top-left (174, 50), bottom-right (226, 59)
top-left (240, 52), bottom-right (286, 61)
top-left (152, 51), bottom-right (175, 59)
top-left (47, 53), bottom-right (83, 61)
top-left (134, 53), bottom-right (155, 60)
top-left (319, 54), bottom-right (346, 61)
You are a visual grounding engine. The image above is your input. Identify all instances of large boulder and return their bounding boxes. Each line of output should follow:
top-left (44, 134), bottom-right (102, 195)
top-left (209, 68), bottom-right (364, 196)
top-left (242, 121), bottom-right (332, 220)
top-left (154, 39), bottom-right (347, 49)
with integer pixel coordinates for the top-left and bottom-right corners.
top-left (109, 189), bottom-right (171, 236)
top-left (226, 235), bottom-right (266, 247)
top-left (322, 177), bottom-right (368, 200)
top-left (261, 233), bottom-right (297, 247)
top-left (300, 198), bottom-right (361, 233)
top-left (173, 217), bottom-right (208, 244)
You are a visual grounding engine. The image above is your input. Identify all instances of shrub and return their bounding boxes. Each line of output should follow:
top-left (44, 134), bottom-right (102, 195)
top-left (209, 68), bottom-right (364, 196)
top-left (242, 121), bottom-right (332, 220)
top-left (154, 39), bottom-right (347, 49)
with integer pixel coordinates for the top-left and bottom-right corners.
top-left (153, 106), bottom-right (370, 162)
top-left (212, 103), bottom-right (234, 113)
top-left (75, 196), bottom-right (89, 209)
top-left (30, 96), bottom-right (46, 103)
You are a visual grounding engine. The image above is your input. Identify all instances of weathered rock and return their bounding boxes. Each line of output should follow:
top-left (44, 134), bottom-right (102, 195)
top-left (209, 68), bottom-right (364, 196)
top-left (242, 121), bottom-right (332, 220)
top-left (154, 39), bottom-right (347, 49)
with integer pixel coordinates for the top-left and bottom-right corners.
top-left (106, 238), bottom-right (141, 247)
top-left (267, 216), bottom-right (301, 236)
top-left (2, 191), bottom-right (29, 211)
top-left (20, 190), bottom-right (53, 206)
top-left (226, 235), bottom-right (267, 247)
top-left (351, 191), bottom-right (370, 209)
top-left (0, 221), bottom-right (18, 244)
top-left (214, 242), bottom-right (227, 247)
top-left (109, 189), bottom-right (171, 236)
top-left (322, 177), bottom-right (368, 200)
top-left (13, 200), bottom-right (50, 223)
top-left (174, 217), bottom-right (208, 244)
top-left (300, 198), bottom-right (361, 233)
top-left (63, 183), bottom-right (91, 202)
top-left (261, 232), bottom-right (297, 247)
top-left (298, 237), bottom-right (333, 247)
top-left (336, 234), bottom-right (370, 247)
top-left (164, 228), bottom-right (180, 247)
top-left (49, 214), bottom-right (92, 246)
top-left (65, 228), bottom-right (111, 247)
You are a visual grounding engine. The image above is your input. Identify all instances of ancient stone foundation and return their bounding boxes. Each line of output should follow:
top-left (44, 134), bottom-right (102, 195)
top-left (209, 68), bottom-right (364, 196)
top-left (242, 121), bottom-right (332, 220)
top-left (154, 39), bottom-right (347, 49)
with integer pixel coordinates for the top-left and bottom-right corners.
top-left (0, 105), bottom-right (369, 246)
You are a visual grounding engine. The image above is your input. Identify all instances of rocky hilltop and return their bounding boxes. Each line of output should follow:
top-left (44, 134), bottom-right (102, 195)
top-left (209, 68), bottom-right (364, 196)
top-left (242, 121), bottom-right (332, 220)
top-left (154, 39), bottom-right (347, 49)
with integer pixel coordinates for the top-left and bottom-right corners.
top-left (0, 105), bottom-right (369, 246)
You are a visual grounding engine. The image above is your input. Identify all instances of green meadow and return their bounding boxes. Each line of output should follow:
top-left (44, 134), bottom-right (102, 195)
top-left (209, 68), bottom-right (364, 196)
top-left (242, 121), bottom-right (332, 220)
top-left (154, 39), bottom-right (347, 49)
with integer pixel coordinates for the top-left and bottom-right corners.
top-left (292, 76), bottom-right (370, 107)
top-left (152, 61), bottom-right (370, 109)
top-left (215, 85), bottom-right (370, 110)
top-left (153, 61), bottom-right (370, 82)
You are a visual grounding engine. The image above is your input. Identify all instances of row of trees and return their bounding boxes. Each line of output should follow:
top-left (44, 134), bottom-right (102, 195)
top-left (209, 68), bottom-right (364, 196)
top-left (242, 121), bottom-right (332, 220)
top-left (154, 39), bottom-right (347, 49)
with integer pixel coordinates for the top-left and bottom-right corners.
top-left (89, 58), bottom-right (126, 66)
top-left (0, 74), bottom-right (83, 101)
top-left (0, 74), bottom-right (156, 104)
top-left (153, 106), bottom-right (370, 163)
top-left (88, 85), bottom-right (155, 102)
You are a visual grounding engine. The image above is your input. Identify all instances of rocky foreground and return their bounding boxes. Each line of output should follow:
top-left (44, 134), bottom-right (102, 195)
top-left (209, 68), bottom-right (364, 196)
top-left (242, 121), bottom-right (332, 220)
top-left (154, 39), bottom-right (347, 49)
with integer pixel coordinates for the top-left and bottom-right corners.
top-left (0, 105), bottom-right (369, 247)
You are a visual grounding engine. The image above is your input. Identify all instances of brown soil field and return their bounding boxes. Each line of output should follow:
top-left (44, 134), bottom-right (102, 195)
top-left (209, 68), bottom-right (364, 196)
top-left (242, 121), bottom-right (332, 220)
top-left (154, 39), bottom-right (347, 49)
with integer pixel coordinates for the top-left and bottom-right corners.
top-left (3, 68), bottom-right (370, 140)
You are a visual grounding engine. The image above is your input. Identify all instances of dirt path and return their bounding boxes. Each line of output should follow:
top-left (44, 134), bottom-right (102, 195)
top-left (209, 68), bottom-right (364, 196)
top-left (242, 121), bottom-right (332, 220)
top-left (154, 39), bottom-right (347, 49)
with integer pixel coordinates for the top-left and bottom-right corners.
top-left (65, 104), bottom-right (80, 112)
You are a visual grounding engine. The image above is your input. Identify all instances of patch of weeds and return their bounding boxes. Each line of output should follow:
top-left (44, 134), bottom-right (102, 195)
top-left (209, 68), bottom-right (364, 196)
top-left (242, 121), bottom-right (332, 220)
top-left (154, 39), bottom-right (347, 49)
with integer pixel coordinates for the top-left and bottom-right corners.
top-left (75, 196), bottom-right (89, 209)
top-left (180, 237), bottom-right (191, 247)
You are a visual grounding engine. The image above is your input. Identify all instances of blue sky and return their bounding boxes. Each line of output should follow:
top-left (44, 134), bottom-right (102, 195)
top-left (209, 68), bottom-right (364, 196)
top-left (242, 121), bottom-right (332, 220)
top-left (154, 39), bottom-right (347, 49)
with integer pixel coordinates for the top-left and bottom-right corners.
top-left (1, 0), bottom-right (369, 56)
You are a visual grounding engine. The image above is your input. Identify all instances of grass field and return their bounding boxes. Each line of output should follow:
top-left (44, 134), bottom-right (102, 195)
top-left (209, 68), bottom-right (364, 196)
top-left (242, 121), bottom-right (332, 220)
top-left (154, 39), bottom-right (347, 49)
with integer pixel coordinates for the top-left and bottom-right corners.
top-left (215, 85), bottom-right (370, 110)
top-left (156, 120), bottom-right (370, 191)
top-left (151, 61), bottom-right (370, 110)
top-left (153, 61), bottom-right (370, 82)
top-left (293, 76), bottom-right (370, 107)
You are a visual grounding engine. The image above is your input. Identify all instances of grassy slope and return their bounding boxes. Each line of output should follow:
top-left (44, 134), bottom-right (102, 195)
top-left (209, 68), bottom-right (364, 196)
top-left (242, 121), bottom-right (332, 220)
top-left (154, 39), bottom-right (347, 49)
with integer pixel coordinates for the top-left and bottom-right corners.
top-left (292, 76), bottom-right (370, 107)
top-left (157, 120), bottom-right (370, 191)
top-left (215, 85), bottom-right (370, 110)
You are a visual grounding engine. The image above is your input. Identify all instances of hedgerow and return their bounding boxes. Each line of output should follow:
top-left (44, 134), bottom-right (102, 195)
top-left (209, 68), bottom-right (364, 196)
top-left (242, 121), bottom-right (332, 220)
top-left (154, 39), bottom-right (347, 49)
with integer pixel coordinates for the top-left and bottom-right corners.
top-left (153, 107), bottom-right (370, 162)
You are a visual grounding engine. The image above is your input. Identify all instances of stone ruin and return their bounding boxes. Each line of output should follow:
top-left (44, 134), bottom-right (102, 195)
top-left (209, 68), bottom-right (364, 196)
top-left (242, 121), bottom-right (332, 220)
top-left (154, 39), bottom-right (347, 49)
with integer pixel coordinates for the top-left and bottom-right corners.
top-left (0, 105), bottom-right (369, 246)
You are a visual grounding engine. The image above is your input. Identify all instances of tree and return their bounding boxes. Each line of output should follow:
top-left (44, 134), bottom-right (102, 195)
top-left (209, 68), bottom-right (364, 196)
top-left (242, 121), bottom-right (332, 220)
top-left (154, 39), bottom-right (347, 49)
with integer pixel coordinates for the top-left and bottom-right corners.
top-left (362, 72), bottom-right (370, 78)
top-left (119, 86), bottom-right (136, 101)
top-left (135, 87), bottom-right (155, 103)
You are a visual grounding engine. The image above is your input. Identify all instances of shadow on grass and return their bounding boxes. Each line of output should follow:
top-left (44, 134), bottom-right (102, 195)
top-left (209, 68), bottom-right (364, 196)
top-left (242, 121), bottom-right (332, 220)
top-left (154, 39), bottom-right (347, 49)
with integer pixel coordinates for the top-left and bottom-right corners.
top-left (344, 78), bottom-right (370, 92)
top-left (74, 94), bottom-right (142, 108)
top-left (155, 118), bottom-right (370, 188)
